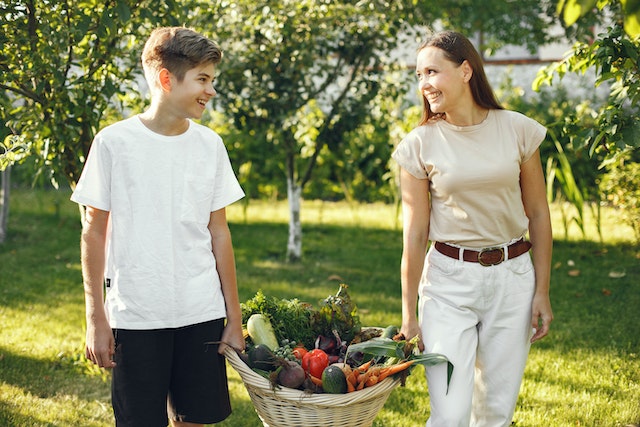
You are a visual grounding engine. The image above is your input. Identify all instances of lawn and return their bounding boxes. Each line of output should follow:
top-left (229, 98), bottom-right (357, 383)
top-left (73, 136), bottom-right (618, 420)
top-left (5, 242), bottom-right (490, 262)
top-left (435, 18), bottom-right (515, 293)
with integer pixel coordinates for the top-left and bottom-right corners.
top-left (1, 189), bottom-right (638, 426)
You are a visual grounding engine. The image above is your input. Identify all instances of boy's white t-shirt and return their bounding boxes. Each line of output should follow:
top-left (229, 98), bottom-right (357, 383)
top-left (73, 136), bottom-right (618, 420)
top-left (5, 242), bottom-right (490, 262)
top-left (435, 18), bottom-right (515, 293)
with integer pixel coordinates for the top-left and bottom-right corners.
top-left (71, 116), bottom-right (245, 329)
top-left (392, 109), bottom-right (546, 248)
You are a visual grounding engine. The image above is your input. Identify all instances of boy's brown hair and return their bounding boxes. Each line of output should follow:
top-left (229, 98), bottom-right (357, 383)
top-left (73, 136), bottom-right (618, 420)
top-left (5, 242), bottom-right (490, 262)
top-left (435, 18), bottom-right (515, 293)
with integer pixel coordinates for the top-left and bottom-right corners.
top-left (142, 27), bottom-right (222, 86)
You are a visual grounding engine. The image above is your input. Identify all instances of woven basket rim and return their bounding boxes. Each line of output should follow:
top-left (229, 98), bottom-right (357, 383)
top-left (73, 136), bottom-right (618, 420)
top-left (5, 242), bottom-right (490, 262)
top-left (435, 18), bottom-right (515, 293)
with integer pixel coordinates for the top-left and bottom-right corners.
top-left (224, 346), bottom-right (401, 407)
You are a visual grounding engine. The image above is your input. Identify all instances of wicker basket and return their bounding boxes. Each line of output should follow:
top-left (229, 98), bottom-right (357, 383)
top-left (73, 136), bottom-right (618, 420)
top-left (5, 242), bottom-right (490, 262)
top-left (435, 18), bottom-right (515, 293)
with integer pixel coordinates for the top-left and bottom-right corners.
top-left (224, 347), bottom-right (401, 427)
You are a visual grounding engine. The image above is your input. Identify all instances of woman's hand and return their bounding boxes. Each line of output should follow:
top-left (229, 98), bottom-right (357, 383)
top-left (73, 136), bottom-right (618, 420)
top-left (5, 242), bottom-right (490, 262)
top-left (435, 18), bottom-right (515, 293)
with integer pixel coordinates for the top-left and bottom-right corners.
top-left (530, 292), bottom-right (553, 343)
top-left (401, 319), bottom-right (425, 352)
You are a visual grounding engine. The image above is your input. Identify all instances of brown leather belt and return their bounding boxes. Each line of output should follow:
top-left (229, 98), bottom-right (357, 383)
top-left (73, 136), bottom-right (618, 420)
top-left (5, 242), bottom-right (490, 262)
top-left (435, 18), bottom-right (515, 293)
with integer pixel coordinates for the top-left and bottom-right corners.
top-left (434, 239), bottom-right (532, 266)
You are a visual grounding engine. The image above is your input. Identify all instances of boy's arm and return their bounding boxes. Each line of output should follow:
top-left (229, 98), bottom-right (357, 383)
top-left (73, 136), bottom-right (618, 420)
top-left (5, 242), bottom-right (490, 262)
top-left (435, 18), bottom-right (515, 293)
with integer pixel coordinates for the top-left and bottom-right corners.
top-left (208, 208), bottom-right (245, 354)
top-left (80, 206), bottom-right (116, 368)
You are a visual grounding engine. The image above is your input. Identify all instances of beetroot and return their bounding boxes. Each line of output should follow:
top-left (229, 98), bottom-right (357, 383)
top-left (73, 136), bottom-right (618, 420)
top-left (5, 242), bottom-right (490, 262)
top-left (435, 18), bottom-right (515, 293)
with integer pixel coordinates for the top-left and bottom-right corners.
top-left (277, 360), bottom-right (306, 389)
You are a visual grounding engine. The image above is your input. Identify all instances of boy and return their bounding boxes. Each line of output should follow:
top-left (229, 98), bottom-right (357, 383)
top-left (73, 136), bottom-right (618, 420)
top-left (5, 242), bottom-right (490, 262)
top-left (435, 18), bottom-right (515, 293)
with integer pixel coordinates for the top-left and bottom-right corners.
top-left (71, 27), bottom-right (245, 426)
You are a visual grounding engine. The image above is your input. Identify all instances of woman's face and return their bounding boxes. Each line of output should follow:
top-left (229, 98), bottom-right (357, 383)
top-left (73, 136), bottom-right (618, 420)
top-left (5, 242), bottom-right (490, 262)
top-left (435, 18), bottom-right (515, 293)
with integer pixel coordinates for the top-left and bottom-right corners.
top-left (416, 46), bottom-right (469, 115)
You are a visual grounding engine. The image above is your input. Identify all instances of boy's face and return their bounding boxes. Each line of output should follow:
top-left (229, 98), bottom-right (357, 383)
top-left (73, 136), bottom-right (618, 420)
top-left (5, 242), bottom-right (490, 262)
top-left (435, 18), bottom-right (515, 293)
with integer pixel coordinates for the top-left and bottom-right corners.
top-left (168, 62), bottom-right (217, 120)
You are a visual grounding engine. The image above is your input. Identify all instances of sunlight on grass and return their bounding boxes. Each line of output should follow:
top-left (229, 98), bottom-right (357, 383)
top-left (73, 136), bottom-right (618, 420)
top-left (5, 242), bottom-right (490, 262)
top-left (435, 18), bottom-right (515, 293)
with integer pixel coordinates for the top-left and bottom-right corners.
top-left (228, 199), bottom-right (638, 244)
top-left (228, 199), bottom-right (402, 230)
top-left (517, 348), bottom-right (640, 426)
top-left (1, 303), bottom-right (85, 357)
top-left (1, 383), bottom-right (111, 427)
top-left (2, 190), bottom-right (638, 427)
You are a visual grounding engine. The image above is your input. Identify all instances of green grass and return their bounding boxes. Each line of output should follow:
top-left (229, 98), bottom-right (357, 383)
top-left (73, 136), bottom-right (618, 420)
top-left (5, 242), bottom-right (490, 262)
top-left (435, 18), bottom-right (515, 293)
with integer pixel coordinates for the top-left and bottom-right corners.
top-left (1, 189), bottom-right (639, 426)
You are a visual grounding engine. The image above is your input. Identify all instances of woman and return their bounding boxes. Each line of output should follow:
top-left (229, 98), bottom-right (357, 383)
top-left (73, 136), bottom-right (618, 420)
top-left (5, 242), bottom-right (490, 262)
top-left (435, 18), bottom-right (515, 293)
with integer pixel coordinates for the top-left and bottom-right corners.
top-left (392, 30), bottom-right (553, 426)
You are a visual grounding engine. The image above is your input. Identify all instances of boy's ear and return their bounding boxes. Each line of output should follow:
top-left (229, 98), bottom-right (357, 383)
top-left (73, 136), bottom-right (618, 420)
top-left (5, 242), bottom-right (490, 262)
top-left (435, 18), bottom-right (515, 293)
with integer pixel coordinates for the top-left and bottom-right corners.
top-left (158, 68), bottom-right (172, 92)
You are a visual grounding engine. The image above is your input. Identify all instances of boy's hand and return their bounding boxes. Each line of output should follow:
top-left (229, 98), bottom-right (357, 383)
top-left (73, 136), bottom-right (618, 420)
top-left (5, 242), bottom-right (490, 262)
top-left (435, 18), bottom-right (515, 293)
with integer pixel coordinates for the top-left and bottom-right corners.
top-left (218, 320), bottom-right (245, 354)
top-left (85, 319), bottom-right (116, 368)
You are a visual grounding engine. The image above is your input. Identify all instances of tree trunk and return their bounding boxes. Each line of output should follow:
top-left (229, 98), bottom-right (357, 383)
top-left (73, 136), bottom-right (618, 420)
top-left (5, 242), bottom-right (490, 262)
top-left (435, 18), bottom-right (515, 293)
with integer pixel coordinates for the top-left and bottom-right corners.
top-left (0, 165), bottom-right (11, 244)
top-left (286, 176), bottom-right (302, 262)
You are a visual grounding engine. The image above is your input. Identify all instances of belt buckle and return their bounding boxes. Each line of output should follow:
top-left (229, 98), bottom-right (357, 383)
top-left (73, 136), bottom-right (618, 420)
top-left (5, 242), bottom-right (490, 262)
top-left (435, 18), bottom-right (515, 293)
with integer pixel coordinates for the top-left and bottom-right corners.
top-left (478, 247), bottom-right (505, 266)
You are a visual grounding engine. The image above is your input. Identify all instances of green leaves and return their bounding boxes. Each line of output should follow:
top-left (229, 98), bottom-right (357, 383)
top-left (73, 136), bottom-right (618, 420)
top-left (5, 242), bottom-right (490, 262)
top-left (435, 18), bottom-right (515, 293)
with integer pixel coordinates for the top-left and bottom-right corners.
top-left (558, 0), bottom-right (640, 37)
top-left (345, 336), bottom-right (454, 392)
top-left (558, 0), bottom-right (598, 27)
top-left (621, 0), bottom-right (640, 36)
top-left (346, 338), bottom-right (407, 360)
top-left (535, 13), bottom-right (640, 165)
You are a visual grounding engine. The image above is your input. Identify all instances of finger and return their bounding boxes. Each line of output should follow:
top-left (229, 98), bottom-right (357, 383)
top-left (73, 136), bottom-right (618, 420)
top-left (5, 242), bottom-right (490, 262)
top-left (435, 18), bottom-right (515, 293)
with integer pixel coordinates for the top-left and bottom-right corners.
top-left (217, 341), bottom-right (228, 355)
top-left (85, 347), bottom-right (94, 363)
top-left (531, 312), bottom-right (540, 330)
top-left (531, 320), bottom-right (550, 343)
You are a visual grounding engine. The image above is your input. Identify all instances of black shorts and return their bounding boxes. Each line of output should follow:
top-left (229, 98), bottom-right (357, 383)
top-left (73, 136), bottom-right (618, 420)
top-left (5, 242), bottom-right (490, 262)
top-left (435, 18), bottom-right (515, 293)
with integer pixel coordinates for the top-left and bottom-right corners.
top-left (111, 319), bottom-right (231, 427)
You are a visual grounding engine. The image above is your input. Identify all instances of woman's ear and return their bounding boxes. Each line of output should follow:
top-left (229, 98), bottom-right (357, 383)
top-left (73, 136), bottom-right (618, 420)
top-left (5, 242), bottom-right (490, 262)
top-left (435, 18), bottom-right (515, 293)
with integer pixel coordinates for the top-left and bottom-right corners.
top-left (158, 68), bottom-right (172, 92)
top-left (461, 60), bottom-right (473, 83)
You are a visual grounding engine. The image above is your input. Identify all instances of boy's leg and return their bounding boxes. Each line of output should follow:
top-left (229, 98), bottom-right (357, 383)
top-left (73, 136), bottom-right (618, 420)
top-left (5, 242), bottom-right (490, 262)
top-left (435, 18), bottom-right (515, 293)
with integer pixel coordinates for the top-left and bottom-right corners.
top-left (168, 319), bottom-right (231, 425)
top-left (112, 328), bottom-right (174, 427)
top-left (471, 254), bottom-right (535, 427)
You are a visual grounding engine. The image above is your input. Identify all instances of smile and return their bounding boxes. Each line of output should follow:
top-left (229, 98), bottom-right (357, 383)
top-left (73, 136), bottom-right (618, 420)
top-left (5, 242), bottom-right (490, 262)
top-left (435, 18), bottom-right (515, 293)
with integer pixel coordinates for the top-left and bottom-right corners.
top-left (425, 91), bottom-right (441, 102)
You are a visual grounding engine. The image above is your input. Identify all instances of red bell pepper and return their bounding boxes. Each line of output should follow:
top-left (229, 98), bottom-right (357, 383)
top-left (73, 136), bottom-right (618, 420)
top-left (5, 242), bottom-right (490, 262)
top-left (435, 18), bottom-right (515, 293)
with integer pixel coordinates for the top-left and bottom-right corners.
top-left (301, 348), bottom-right (329, 379)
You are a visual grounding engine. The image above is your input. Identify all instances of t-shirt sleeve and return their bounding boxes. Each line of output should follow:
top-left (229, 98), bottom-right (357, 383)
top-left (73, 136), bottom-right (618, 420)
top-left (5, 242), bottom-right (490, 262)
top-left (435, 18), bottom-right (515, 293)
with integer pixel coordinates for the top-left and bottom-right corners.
top-left (518, 114), bottom-right (547, 163)
top-left (70, 134), bottom-right (112, 211)
top-left (211, 140), bottom-right (245, 212)
top-left (391, 129), bottom-right (429, 180)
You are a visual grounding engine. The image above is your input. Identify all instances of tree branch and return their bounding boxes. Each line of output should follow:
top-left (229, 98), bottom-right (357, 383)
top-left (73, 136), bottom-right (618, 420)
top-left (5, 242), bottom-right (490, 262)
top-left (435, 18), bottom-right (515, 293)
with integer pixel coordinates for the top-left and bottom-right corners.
top-left (0, 83), bottom-right (45, 105)
top-left (299, 53), bottom-right (367, 189)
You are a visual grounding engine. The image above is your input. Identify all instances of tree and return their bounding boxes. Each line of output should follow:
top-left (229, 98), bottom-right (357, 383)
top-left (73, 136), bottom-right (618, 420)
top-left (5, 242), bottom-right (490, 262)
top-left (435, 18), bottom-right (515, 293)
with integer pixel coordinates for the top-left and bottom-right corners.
top-left (199, 0), bottom-right (560, 261)
top-left (0, 0), bottom-right (191, 221)
top-left (534, 0), bottom-right (640, 162)
top-left (194, 0), bottom-right (429, 261)
top-left (0, 0), bottom-right (569, 256)
top-left (530, 0), bottom-right (639, 240)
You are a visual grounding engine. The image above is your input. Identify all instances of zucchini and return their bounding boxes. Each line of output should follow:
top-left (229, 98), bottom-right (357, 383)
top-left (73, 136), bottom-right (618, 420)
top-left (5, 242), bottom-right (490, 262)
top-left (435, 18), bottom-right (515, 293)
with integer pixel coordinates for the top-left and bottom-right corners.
top-left (246, 313), bottom-right (279, 350)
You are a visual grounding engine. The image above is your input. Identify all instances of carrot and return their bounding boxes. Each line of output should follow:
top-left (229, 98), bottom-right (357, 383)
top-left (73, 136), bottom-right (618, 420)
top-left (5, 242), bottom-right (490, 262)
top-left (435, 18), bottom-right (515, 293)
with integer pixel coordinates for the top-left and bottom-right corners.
top-left (357, 371), bottom-right (367, 384)
top-left (345, 370), bottom-right (358, 393)
top-left (377, 360), bottom-right (415, 381)
top-left (356, 369), bottom-right (374, 390)
top-left (309, 374), bottom-right (323, 387)
top-left (357, 359), bottom-right (373, 371)
top-left (341, 365), bottom-right (353, 378)
top-left (365, 374), bottom-right (379, 387)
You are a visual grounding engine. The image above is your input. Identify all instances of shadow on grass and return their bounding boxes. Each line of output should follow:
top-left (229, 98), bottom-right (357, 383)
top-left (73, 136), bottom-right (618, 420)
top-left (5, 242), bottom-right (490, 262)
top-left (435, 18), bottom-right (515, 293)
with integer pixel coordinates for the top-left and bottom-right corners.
top-left (0, 345), bottom-right (109, 400)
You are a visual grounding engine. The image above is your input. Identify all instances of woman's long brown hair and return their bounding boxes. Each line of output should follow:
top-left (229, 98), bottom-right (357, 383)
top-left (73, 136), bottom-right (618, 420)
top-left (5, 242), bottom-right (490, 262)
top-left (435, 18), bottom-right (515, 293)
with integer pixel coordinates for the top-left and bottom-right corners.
top-left (417, 30), bottom-right (503, 126)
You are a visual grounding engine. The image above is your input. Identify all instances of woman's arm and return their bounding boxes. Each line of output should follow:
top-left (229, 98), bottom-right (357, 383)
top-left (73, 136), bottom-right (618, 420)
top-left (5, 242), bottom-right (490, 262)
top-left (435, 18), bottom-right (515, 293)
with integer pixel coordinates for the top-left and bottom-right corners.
top-left (398, 168), bottom-right (431, 351)
top-left (520, 149), bottom-right (554, 343)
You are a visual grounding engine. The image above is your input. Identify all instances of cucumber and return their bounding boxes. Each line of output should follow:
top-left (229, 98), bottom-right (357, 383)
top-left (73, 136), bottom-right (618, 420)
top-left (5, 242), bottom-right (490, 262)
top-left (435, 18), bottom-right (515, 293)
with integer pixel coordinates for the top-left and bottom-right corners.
top-left (247, 313), bottom-right (279, 350)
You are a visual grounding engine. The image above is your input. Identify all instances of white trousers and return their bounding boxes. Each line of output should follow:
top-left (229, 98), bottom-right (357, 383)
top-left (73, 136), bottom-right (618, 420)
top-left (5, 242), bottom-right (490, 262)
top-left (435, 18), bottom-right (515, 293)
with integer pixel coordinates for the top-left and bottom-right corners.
top-left (419, 246), bottom-right (535, 427)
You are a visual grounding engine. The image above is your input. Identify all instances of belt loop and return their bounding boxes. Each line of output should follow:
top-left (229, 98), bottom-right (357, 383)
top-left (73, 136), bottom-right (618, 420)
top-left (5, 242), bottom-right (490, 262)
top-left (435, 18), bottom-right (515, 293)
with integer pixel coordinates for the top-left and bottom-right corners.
top-left (458, 246), bottom-right (464, 261)
top-left (504, 243), bottom-right (509, 261)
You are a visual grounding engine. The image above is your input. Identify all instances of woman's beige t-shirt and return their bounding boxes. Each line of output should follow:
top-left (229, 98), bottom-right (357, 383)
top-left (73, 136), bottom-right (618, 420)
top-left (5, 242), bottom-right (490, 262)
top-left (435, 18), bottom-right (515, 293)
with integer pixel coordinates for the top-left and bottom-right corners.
top-left (392, 109), bottom-right (546, 249)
